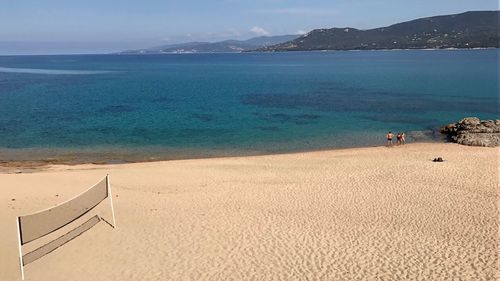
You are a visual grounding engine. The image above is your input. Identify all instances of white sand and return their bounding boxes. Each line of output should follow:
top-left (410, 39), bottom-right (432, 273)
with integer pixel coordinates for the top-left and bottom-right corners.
top-left (0, 143), bottom-right (498, 280)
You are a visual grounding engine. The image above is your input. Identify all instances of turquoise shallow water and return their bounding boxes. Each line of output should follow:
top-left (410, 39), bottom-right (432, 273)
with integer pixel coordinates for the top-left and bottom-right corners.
top-left (0, 50), bottom-right (498, 163)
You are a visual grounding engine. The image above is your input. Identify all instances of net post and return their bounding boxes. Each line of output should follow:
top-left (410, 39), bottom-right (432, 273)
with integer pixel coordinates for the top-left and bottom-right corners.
top-left (106, 175), bottom-right (116, 228)
top-left (16, 217), bottom-right (25, 280)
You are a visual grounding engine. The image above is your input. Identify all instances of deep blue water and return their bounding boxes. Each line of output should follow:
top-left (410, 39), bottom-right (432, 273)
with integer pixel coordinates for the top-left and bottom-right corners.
top-left (0, 50), bottom-right (498, 162)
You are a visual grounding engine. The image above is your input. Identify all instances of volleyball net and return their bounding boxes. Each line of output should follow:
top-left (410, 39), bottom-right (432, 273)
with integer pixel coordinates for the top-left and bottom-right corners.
top-left (15, 175), bottom-right (116, 280)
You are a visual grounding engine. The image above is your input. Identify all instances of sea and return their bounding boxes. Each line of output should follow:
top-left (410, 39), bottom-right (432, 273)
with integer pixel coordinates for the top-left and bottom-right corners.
top-left (0, 50), bottom-right (498, 163)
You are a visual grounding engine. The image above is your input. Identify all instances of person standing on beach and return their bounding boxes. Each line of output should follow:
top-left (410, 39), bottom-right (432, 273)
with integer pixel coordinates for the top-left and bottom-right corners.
top-left (401, 132), bottom-right (406, 145)
top-left (396, 133), bottom-right (402, 145)
top-left (386, 131), bottom-right (394, 146)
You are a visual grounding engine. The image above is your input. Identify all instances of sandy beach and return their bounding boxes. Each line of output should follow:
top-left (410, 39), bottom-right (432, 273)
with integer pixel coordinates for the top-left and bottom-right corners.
top-left (0, 143), bottom-right (498, 280)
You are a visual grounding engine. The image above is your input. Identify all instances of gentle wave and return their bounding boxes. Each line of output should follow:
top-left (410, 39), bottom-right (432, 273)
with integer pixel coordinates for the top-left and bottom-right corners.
top-left (0, 66), bottom-right (114, 75)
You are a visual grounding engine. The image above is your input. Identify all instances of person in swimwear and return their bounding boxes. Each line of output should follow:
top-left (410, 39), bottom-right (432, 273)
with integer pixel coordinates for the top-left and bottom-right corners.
top-left (396, 133), bottom-right (402, 145)
top-left (386, 131), bottom-right (394, 146)
top-left (401, 132), bottom-right (406, 145)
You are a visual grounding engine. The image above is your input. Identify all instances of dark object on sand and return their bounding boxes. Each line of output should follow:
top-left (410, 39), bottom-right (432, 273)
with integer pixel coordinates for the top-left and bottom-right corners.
top-left (433, 157), bottom-right (444, 162)
top-left (440, 117), bottom-right (500, 147)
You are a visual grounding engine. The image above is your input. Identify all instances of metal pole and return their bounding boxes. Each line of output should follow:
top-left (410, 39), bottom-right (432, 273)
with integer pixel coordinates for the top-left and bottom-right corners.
top-left (106, 175), bottom-right (116, 228)
top-left (16, 217), bottom-right (25, 280)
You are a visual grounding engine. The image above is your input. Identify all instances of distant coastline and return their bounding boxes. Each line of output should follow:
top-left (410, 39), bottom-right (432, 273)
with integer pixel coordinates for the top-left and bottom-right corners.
top-left (117, 11), bottom-right (500, 55)
top-left (113, 43), bottom-right (499, 56)
top-left (249, 46), bottom-right (499, 53)
top-left (0, 46), bottom-right (497, 57)
top-left (258, 11), bottom-right (500, 52)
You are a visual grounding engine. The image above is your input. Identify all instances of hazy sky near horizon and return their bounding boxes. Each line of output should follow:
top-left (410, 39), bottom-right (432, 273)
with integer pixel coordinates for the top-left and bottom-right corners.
top-left (0, 0), bottom-right (497, 54)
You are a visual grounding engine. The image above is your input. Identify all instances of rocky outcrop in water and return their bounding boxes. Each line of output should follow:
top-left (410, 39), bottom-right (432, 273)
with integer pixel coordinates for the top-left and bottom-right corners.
top-left (440, 117), bottom-right (500, 147)
top-left (406, 130), bottom-right (442, 142)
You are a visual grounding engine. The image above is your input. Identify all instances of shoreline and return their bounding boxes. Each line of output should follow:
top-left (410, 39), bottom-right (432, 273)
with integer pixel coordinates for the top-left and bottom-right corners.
top-left (0, 140), bottom-right (444, 173)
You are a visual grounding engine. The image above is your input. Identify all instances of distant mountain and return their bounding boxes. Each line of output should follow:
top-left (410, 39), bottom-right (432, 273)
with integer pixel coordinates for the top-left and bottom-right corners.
top-left (259, 11), bottom-right (500, 51)
top-left (119, 35), bottom-right (298, 54)
top-left (240, 35), bottom-right (300, 46)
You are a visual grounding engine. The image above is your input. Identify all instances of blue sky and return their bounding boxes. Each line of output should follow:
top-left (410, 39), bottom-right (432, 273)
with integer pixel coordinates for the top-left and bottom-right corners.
top-left (0, 0), bottom-right (497, 54)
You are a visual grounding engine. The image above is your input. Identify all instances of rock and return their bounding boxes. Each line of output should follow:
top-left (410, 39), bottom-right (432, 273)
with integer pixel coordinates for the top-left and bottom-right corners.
top-left (407, 130), bottom-right (446, 142)
top-left (407, 130), bottom-right (434, 141)
top-left (440, 117), bottom-right (500, 147)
